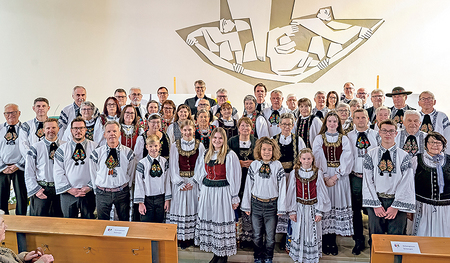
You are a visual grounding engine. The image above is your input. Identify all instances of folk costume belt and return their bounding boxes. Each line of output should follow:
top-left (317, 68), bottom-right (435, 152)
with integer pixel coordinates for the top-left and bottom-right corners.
top-left (296, 197), bottom-right (317, 205)
top-left (252, 194), bottom-right (277, 202)
top-left (350, 171), bottom-right (363, 178)
top-left (38, 181), bottom-right (55, 187)
top-left (377, 192), bottom-right (395, 199)
top-left (97, 183), bottom-right (128, 192)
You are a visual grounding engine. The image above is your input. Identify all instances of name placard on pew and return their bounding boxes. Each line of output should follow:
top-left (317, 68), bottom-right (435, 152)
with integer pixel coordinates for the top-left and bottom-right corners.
top-left (103, 226), bottom-right (129, 237)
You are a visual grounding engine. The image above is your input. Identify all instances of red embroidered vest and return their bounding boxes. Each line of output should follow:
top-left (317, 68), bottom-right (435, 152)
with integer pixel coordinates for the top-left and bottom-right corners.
top-left (205, 163), bottom-right (227, 180)
top-left (321, 134), bottom-right (343, 168)
top-left (296, 175), bottom-right (318, 200)
top-left (179, 150), bottom-right (199, 172)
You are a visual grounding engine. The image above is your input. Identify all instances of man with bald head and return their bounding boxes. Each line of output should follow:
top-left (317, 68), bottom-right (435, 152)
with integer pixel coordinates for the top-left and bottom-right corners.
top-left (58, 86), bottom-right (99, 138)
top-left (0, 104), bottom-right (27, 215)
top-left (356, 88), bottom-right (370, 109)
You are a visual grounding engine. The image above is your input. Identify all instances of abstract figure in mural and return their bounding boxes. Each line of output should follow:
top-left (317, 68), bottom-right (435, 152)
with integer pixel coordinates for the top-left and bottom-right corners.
top-left (177, 1), bottom-right (383, 89)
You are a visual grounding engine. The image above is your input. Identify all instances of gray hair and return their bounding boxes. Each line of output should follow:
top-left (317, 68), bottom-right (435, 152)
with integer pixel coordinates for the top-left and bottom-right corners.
top-left (199, 99), bottom-right (210, 106)
top-left (375, 106), bottom-right (391, 116)
top-left (80, 101), bottom-right (95, 110)
top-left (216, 88), bottom-right (228, 95)
top-left (243, 95), bottom-right (257, 105)
top-left (314, 91), bottom-right (326, 98)
top-left (280, 112), bottom-right (295, 124)
top-left (336, 103), bottom-right (350, 110)
top-left (271, 90), bottom-right (283, 97)
top-left (349, 98), bottom-right (363, 107)
top-left (72, 86), bottom-right (85, 94)
top-left (104, 120), bottom-right (121, 129)
top-left (286, 94), bottom-right (297, 100)
top-left (4, 103), bottom-right (19, 111)
top-left (419, 91), bottom-right (435, 100)
top-left (371, 89), bottom-right (385, 96)
top-left (129, 87), bottom-right (141, 94)
top-left (404, 110), bottom-right (420, 120)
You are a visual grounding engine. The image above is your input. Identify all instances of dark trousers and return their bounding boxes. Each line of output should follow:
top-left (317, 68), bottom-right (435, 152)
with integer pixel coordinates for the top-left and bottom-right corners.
top-left (367, 197), bottom-right (407, 244)
top-left (60, 191), bottom-right (96, 219)
top-left (350, 174), bottom-right (364, 241)
top-left (96, 186), bottom-right (130, 221)
top-left (30, 185), bottom-right (63, 217)
top-left (251, 197), bottom-right (278, 260)
top-left (0, 170), bottom-right (27, 215)
top-left (140, 194), bottom-right (165, 223)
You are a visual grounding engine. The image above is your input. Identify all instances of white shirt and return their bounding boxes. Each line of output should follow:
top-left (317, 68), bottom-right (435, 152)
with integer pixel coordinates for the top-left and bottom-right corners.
top-left (53, 139), bottom-right (98, 194)
top-left (241, 160), bottom-right (287, 214)
top-left (362, 144), bottom-right (416, 213)
top-left (211, 105), bottom-right (240, 121)
top-left (419, 109), bottom-right (450, 154)
top-left (277, 133), bottom-right (306, 150)
top-left (395, 129), bottom-right (426, 157)
top-left (134, 155), bottom-right (171, 203)
top-left (19, 118), bottom-right (46, 159)
top-left (58, 103), bottom-right (99, 138)
top-left (0, 122), bottom-right (25, 172)
top-left (89, 143), bottom-right (136, 190)
top-left (246, 114), bottom-right (270, 138)
top-left (347, 128), bottom-right (379, 173)
top-left (262, 106), bottom-right (289, 137)
top-left (25, 138), bottom-right (65, 197)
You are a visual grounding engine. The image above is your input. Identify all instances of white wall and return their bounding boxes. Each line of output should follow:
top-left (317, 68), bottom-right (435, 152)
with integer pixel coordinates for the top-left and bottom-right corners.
top-left (0, 0), bottom-right (448, 121)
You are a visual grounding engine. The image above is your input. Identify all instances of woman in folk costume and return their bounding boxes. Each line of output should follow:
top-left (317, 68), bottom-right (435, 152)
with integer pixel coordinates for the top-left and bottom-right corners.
top-left (212, 102), bottom-right (239, 140)
top-left (273, 113), bottom-right (306, 251)
top-left (160, 100), bottom-right (176, 133)
top-left (287, 148), bottom-right (331, 263)
top-left (168, 119), bottom-right (206, 249)
top-left (312, 111), bottom-right (354, 256)
top-left (195, 109), bottom-right (216, 151)
top-left (295, 98), bottom-right (323, 149)
top-left (134, 114), bottom-right (170, 161)
top-left (167, 104), bottom-right (193, 144)
top-left (242, 95), bottom-right (270, 139)
top-left (227, 117), bottom-right (257, 248)
top-left (193, 127), bottom-right (242, 263)
top-left (411, 132), bottom-right (450, 237)
top-left (119, 105), bottom-right (144, 150)
top-left (336, 103), bottom-right (354, 136)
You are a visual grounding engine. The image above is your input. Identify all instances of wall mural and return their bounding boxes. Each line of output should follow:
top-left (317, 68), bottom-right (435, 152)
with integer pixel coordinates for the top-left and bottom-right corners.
top-left (177, 0), bottom-right (384, 89)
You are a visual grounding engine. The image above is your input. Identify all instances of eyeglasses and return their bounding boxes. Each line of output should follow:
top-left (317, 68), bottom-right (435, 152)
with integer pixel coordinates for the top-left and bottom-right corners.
top-left (163, 107), bottom-right (173, 110)
top-left (106, 103), bottom-right (116, 107)
top-left (379, 129), bottom-right (396, 135)
top-left (199, 104), bottom-right (209, 107)
top-left (428, 140), bottom-right (443, 146)
top-left (419, 97), bottom-right (434, 102)
top-left (81, 108), bottom-right (93, 111)
top-left (344, 87), bottom-right (354, 91)
top-left (131, 93), bottom-right (142, 97)
top-left (217, 95), bottom-right (227, 99)
top-left (3, 111), bottom-right (18, 116)
top-left (337, 109), bottom-right (349, 113)
top-left (149, 121), bottom-right (161, 125)
top-left (115, 96), bottom-right (126, 99)
top-left (195, 86), bottom-right (204, 90)
top-left (280, 123), bottom-right (293, 127)
top-left (372, 95), bottom-right (384, 98)
top-left (71, 127), bottom-right (86, 131)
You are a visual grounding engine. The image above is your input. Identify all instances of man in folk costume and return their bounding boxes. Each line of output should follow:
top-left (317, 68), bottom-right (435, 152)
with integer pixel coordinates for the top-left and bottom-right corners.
top-left (58, 86), bottom-right (99, 138)
top-left (89, 121), bottom-right (136, 221)
top-left (254, 83), bottom-right (271, 113)
top-left (311, 91), bottom-right (329, 121)
top-left (395, 111), bottom-right (426, 158)
top-left (262, 90), bottom-right (289, 137)
top-left (273, 113), bottom-right (306, 251)
top-left (25, 118), bottom-right (64, 217)
top-left (54, 117), bottom-right (98, 218)
top-left (0, 104), bottom-right (27, 215)
top-left (346, 109), bottom-right (378, 255)
top-left (129, 87), bottom-right (147, 130)
top-left (18, 97), bottom-right (50, 158)
top-left (417, 91), bottom-right (450, 153)
top-left (363, 119), bottom-right (415, 244)
top-left (386, 87), bottom-right (415, 130)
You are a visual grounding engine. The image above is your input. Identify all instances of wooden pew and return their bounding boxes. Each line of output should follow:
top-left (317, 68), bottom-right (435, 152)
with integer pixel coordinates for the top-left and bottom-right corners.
top-left (371, 234), bottom-right (450, 263)
top-left (3, 215), bottom-right (178, 263)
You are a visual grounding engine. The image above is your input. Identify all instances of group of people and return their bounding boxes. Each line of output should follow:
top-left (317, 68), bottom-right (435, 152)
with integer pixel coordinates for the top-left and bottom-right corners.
top-left (1, 80), bottom-right (449, 263)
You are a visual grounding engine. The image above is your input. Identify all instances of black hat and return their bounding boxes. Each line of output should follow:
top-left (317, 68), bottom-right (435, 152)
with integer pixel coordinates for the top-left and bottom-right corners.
top-left (385, 87), bottom-right (412, 97)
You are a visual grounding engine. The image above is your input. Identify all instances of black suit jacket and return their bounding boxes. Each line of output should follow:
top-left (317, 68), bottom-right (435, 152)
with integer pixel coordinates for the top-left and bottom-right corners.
top-left (366, 106), bottom-right (376, 122)
top-left (184, 95), bottom-right (217, 116)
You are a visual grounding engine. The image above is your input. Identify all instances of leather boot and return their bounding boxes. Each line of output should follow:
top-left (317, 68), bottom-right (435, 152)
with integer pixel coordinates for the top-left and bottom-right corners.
top-left (352, 238), bottom-right (366, 255)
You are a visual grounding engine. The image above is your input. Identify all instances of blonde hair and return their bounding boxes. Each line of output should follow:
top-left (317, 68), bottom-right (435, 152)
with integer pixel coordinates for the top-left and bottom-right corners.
top-left (205, 128), bottom-right (228, 164)
top-left (145, 134), bottom-right (160, 145)
top-left (293, 148), bottom-right (318, 172)
top-left (180, 119), bottom-right (195, 129)
top-left (253, 137), bottom-right (281, 161)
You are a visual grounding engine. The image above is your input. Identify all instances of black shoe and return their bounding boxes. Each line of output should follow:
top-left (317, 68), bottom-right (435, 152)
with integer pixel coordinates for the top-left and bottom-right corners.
top-left (322, 243), bottom-right (330, 255)
top-left (330, 244), bottom-right (338, 256)
top-left (179, 241), bottom-right (188, 249)
top-left (216, 256), bottom-right (228, 263)
top-left (209, 255), bottom-right (219, 263)
top-left (352, 239), bottom-right (366, 255)
top-left (279, 233), bottom-right (287, 251)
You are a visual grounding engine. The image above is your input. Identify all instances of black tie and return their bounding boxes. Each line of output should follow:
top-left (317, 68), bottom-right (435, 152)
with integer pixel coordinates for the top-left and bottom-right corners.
top-left (315, 110), bottom-right (324, 120)
top-left (356, 132), bottom-right (370, 149)
top-left (420, 114), bottom-right (433, 133)
top-left (378, 150), bottom-right (394, 177)
top-left (256, 103), bottom-right (262, 113)
top-left (403, 135), bottom-right (418, 156)
top-left (105, 148), bottom-right (119, 176)
top-left (135, 107), bottom-right (142, 119)
top-left (394, 109), bottom-right (404, 126)
top-left (75, 106), bottom-right (81, 117)
top-left (72, 143), bottom-right (86, 165)
top-left (150, 158), bottom-right (163, 178)
top-left (49, 142), bottom-right (58, 160)
top-left (269, 110), bottom-right (280, 125)
top-left (35, 122), bottom-right (44, 139)
top-left (215, 107), bottom-right (222, 119)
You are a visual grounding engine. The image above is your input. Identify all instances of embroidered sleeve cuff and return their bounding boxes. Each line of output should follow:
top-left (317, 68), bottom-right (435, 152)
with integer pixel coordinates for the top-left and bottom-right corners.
top-left (391, 200), bottom-right (416, 213)
top-left (240, 206), bottom-right (250, 212)
top-left (315, 210), bottom-right (323, 217)
top-left (27, 185), bottom-right (43, 198)
top-left (231, 195), bottom-right (240, 205)
top-left (277, 210), bottom-right (287, 215)
top-left (87, 181), bottom-right (93, 189)
top-left (134, 198), bottom-right (145, 203)
top-left (56, 184), bottom-right (71, 195)
top-left (362, 198), bottom-right (382, 208)
top-left (288, 211), bottom-right (297, 216)
top-left (165, 194), bottom-right (172, 201)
